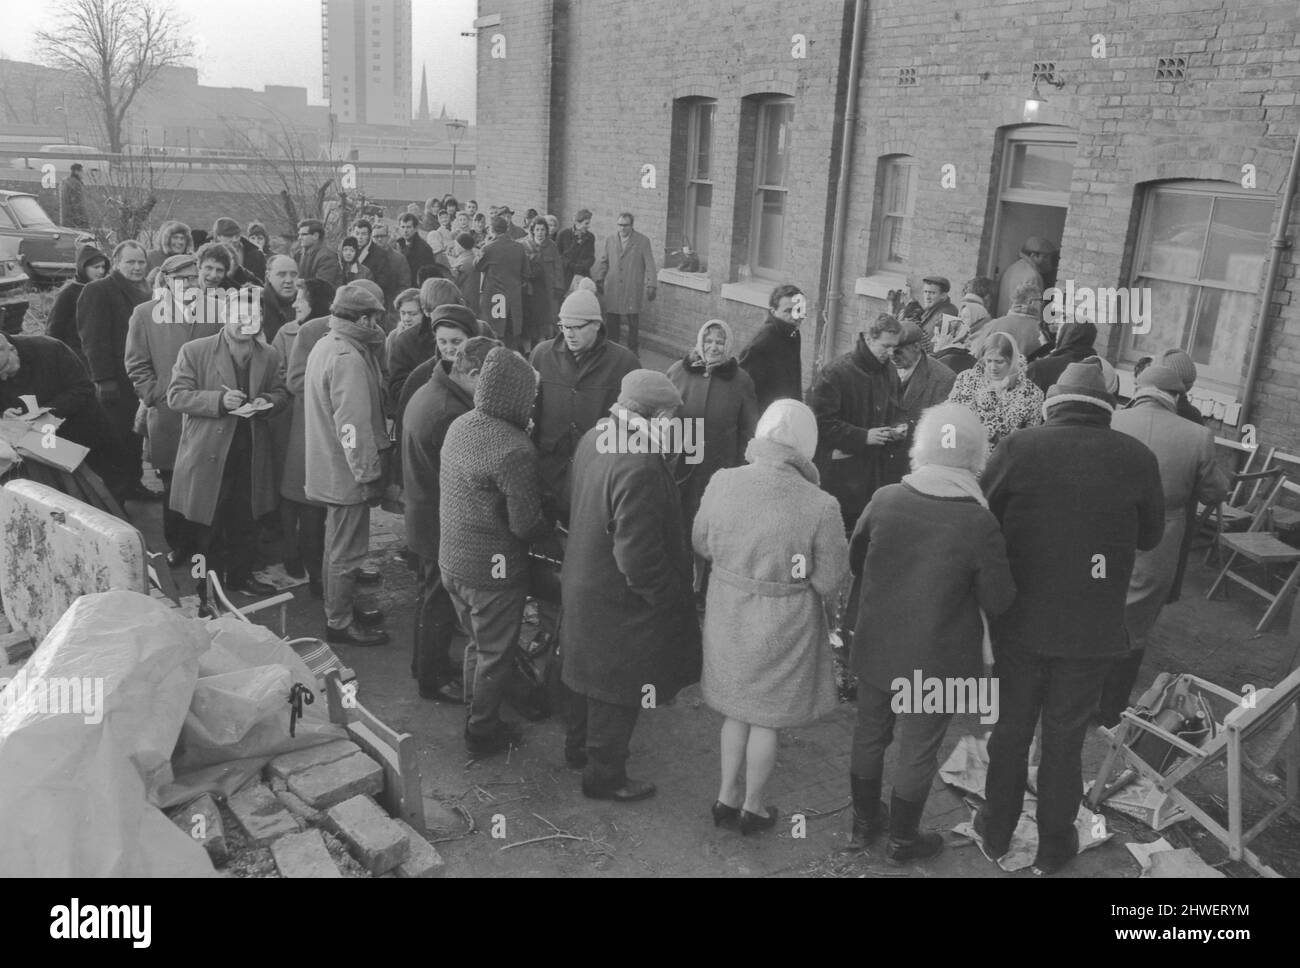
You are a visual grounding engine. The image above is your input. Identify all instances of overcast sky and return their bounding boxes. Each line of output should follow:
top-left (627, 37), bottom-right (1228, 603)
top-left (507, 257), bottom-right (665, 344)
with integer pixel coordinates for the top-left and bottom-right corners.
top-left (0, 0), bottom-right (479, 122)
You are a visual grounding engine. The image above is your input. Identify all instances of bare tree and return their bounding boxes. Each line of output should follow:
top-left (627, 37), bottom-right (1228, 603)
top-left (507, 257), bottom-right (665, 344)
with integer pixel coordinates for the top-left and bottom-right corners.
top-left (36, 0), bottom-right (192, 154)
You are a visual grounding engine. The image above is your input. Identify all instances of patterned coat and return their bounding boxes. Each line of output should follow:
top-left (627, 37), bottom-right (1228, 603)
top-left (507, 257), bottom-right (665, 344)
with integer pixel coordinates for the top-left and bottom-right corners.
top-left (947, 355), bottom-right (1044, 450)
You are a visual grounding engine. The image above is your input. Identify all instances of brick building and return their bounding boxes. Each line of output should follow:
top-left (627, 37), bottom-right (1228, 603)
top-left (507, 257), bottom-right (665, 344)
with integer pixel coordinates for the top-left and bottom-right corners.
top-left (476, 0), bottom-right (1300, 451)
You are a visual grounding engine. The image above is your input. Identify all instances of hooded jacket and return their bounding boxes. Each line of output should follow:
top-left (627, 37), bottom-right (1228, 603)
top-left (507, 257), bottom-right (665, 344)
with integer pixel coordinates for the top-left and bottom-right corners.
top-left (738, 314), bottom-right (803, 412)
top-left (146, 221), bottom-right (192, 272)
top-left (303, 314), bottom-right (391, 505)
top-left (46, 246), bottom-right (109, 365)
top-left (438, 347), bottom-right (552, 588)
top-left (1026, 322), bottom-right (1098, 393)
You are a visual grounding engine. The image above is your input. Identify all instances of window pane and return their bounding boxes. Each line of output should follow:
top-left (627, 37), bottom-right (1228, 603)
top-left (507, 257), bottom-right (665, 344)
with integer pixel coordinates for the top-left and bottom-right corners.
top-left (882, 214), bottom-right (911, 266)
top-left (1138, 192), bottom-right (1212, 278)
top-left (1190, 286), bottom-right (1254, 372)
top-left (884, 162), bottom-right (912, 216)
top-left (694, 103), bottom-right (714, 180)
top-left (1131, 276), bottom-right (1196, 356)
top-left (687, 183), bottom-right (711, 268)
top-left (756, 189), bottom-right (785, 270)
top-left (1006, 142), bottom-right (1075, 193)
top-left (759, 101), bottom-right (793, 188)
top-left (1202, 196), bottom-right (1271, 288)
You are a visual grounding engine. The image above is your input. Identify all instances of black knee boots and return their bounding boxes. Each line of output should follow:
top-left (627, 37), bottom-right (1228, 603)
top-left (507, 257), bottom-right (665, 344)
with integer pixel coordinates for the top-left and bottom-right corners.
top-left (846, 774), bottom-right (889, 851)
top-left (885, 791), bottom-right (944, 866)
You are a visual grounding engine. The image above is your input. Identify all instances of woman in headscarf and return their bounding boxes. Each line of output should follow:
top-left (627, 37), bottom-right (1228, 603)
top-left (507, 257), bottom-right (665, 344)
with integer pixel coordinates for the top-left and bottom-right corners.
top-left (696, 397), bottom-right (847, 831)
top-left (522, 217), bottom-right (563, 348)
top-left (667, 319), bottom-right (760, 595)
top-left (847, 402), bottom-right (1015, 864)
top-left (693, 400), bottom-right (848, 835)
top-left (273, 277), bottom-right (335, 588)
top-left (946, 331), bottom-right (1044, 450)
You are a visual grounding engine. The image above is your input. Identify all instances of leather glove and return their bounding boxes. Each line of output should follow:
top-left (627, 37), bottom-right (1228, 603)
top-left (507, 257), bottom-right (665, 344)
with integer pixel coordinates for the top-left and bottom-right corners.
top-left (646, 288), bottom-right (656, 303)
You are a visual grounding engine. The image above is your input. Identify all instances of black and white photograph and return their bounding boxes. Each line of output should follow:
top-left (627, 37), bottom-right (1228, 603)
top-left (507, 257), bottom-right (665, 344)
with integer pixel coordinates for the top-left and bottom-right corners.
top-left (0, 0), bottom-right (1296, 921)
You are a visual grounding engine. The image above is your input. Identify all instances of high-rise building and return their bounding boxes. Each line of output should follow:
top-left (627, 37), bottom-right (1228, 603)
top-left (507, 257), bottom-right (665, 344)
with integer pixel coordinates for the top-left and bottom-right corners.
top-left (322, 0), bottom-right (412, 127)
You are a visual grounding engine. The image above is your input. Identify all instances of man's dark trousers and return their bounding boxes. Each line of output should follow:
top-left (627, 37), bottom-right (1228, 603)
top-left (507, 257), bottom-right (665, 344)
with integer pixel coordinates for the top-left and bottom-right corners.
top-left (189, 427), bottom-right (257, 596)
top-left (564, 685), bottom-right (640, 792)
top-left (604, 314), bottom-right (639, 355)
top-left (413, 556), bottom-right (460, 691)
top-left (981, 647), bottom-right (1113, 858)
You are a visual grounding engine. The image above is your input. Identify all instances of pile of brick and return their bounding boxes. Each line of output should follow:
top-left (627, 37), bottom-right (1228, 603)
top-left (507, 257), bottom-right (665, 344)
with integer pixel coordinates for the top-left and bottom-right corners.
top-left (167, 738), bottom-right (444, 878)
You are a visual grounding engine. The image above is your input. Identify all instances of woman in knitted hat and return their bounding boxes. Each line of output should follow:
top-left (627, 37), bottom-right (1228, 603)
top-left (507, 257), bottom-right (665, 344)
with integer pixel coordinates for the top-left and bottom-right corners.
top-left (692, 399), bottom-right (849, 834)
top-left (947, 331), bottom-right (1044, 450)
top-left (847, 402), bottom-right (1016, 864)
top-left (668, 319), bottom-right (760, 599)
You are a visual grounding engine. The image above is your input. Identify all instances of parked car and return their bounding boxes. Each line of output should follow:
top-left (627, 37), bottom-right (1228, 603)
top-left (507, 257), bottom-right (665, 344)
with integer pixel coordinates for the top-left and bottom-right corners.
top-left (8, 145), bottom-right (110, 176)
top-left (0, 235), bottom-right (31, 336)
top-left (0, 191), bottom-right (91, 287)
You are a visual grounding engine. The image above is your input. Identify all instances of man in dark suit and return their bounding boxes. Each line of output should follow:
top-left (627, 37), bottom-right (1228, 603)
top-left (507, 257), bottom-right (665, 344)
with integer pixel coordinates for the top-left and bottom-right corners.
top-left (738, 284), bottom-right (806, 412)
top-left (75, 240), bottom-right (153, 503)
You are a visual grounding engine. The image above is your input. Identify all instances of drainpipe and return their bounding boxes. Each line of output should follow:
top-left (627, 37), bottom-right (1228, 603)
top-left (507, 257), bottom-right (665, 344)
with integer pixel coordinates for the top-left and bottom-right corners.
top-left (816, 0), bottom-right (867, 380)
top-left (1239, 122), bottom-right (1300, 429)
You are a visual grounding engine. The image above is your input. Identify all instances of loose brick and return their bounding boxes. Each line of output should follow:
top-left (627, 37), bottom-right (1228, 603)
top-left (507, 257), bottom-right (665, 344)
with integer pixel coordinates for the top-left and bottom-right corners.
top-left (227, 782), bottom-right (302, 846)
top-left (394, 820), bottom-right (445, 879)
top-left (267, 739), bottom-right (363, 781)
top-left (0, 630), bottom-right (34, 664)
top-left (271, 830), bottom-right (343, 878)
top-left (286, 751), bottom-right (384, 810)
top-left (274, 787), bottom-right (325, 824)
top-left (325, 795), bottom-right (410, 875)
top-left (169, 793), bottom-right (228, 865)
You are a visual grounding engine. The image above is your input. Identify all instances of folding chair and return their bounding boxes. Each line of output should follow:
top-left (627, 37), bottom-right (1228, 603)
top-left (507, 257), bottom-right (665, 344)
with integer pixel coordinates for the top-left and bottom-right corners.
top-left (205, 571), bottom-right (295, 637)
top-left (1206, 476), bottom-right (1300, 632)
top-left (1261, 449), bottom-right (1300, 535)
top-left (1194, 442), bottom-right (1275, 566)
top-left (1088, 668), bottom-right (1300, 878)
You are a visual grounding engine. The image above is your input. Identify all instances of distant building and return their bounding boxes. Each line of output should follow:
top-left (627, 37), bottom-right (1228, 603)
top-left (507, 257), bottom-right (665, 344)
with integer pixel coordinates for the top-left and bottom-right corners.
top-left (323, 0), bottom-right (413, 127)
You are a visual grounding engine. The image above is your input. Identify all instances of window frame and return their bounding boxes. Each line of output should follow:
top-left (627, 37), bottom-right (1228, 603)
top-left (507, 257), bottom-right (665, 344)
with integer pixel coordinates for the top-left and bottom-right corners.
top-left (681, 98), bottom-right (716, 271)
top-left (1122, 180), bottom-right (1273, 391)
top-left (749, 97), bottom-right (795, 281)
top-left (870, 155), bottom-right (919, 273)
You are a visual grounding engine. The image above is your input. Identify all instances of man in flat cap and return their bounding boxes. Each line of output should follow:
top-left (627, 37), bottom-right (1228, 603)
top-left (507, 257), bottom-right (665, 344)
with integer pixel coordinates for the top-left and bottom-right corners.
top-left (918, 276), bottom-right (958, 342)
top-left (305, 283), bottom-right (394, 646)
top-left (560, 369), bottom-right (701, 801)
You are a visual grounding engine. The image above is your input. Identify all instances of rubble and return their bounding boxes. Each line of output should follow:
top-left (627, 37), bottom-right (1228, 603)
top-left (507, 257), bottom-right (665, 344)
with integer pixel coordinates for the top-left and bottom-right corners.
top-left (169, 793), bottom-right (228, 865)
top-left (227, 782), bottom-right (302, 847)
top-left (271, 830), bottom-right (343, 878)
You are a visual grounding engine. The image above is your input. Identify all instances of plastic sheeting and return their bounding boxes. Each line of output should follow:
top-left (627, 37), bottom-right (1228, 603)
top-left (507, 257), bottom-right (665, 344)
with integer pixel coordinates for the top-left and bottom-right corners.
top-left (0, 590), bottom-right (214, 877)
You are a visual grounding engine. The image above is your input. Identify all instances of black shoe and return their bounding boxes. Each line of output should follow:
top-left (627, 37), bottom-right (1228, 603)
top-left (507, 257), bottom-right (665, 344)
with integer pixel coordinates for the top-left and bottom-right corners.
top-left (565, 750), bottom-right (588, 770)
top-left (846, 774), bottom-right (889, 851)
top-left (419, 681), bottom-right (466, 704)
top-left (1032, 826), bottom-right (1080, 875)
top-left (308, 578), bottom-right (324, 599)
top-left (166, 549), bottom-right (189, 569)
top-left (885, 792), bottom-right (944, 866)
top-left (353, 604), bottom-right (385, 626)
top-left (123, 483), bottom-right (160, 502)
top-left (197, 603), bottom-right (216, 619)
top-left (712, 800), bottom-right (741, 828)
top-left (325, 623), bottom-right (390, 647)
top-left (229, 577), bottom-right (277, 597)
top-left (465, 722), bottom-right (523, 757)
top-left (582, 778), bottom-right (657, 802)
top-left (283, 557), bottom-right (306, 579)
top-left (356, 567), bottom-right (381, 585)
top-left (972, 808), bottom-right (1010, 862)
top-left (739, 806), bottom-right (778, 835)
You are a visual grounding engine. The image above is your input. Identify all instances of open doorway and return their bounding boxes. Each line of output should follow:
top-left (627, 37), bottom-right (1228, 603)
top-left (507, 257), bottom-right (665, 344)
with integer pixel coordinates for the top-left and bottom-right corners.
top-left (986, 126), bottom-right (1077, 315)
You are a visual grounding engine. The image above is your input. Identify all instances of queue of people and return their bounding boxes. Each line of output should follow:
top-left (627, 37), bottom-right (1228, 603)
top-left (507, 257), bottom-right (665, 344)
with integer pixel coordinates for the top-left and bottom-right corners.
top-left (28, 203), bottom-right (1231, 877)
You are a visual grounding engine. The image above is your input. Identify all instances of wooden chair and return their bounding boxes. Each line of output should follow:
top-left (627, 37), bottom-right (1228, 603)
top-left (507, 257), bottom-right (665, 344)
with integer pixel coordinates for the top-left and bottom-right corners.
top-left (1088, 668), bottom-right (1300, 878)
top-left (1197, 462), bottom-right (1284, 567)
top-left (205, 572), bottom-right (294, 637)
top-left (1206, 476), bottom-right (1300, 633)
top-left (1261, 450), bottom-right (1300, 535)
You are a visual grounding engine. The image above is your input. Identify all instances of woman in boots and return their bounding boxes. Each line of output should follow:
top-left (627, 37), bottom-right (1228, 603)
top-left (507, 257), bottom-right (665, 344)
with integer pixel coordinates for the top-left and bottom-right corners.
top-left (847, 402), bottom-right (1015, 864)
top-left (693, 400), bottom-right (848, 833)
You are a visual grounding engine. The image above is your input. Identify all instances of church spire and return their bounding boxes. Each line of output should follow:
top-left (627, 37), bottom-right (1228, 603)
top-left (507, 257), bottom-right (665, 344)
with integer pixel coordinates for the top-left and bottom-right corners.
top-left (417, 64), bottom-right (430, 121)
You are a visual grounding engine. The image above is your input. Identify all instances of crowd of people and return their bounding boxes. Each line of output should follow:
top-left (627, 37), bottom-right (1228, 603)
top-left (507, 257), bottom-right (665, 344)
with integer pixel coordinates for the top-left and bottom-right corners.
top-left (6, 201), bottom-right (1231, 874)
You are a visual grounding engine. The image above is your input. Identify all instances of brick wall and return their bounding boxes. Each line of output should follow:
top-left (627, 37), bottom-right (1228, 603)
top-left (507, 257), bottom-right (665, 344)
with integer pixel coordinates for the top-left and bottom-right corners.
top-left (477, 0), bottom-right (1300, 452)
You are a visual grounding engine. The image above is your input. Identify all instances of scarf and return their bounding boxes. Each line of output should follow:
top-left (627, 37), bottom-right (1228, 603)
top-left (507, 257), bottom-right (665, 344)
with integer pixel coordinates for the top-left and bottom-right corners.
top-left (974, 331), bottom-right (1025, 393)
top-left (687, 319), bottom-right (736, 376)
top-left (902, 463), bottom-right (995, 664)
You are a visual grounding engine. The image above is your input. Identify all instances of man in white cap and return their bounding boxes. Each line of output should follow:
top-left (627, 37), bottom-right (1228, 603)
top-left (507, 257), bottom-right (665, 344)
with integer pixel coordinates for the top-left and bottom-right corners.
top-left (561, 369), bottom-right (700, 800)
top-left (975, 360), bottom-right (1164, 874)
